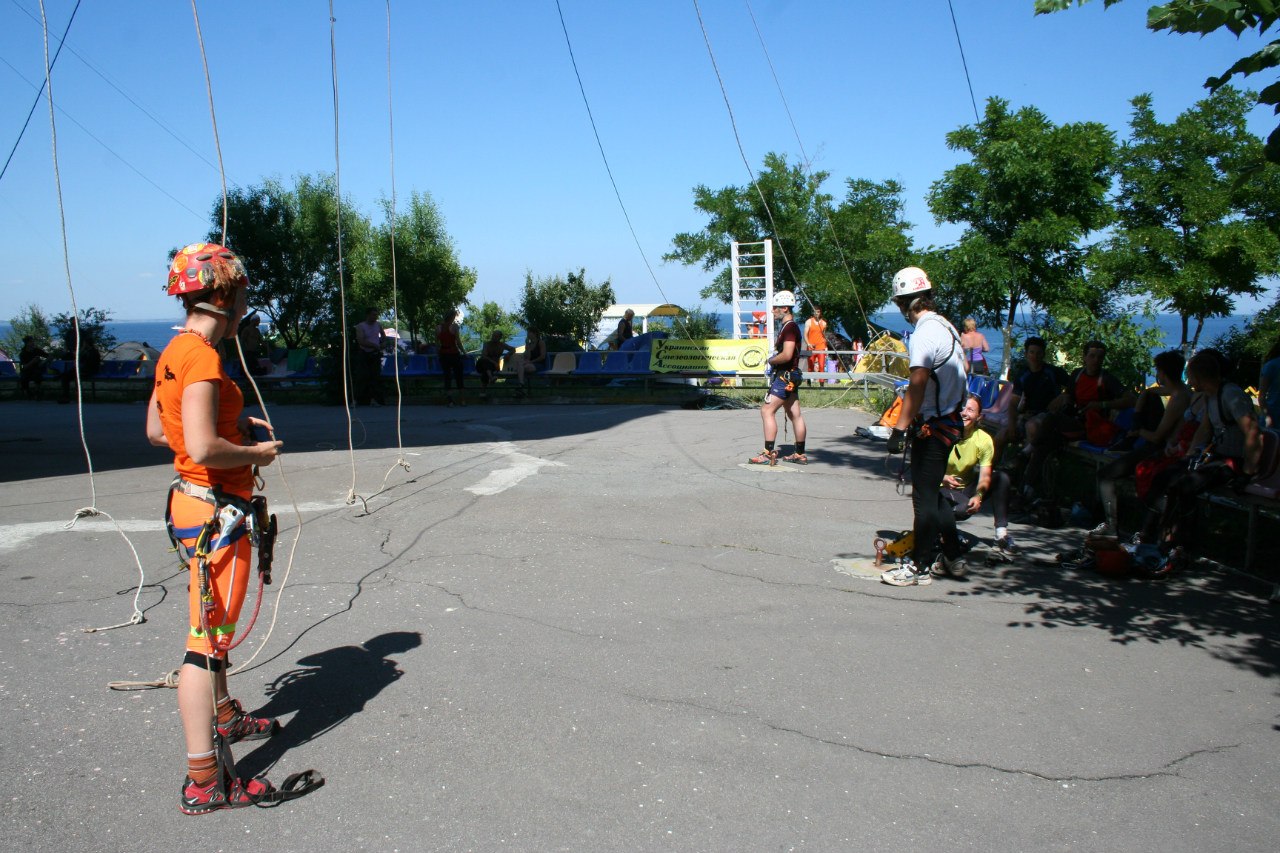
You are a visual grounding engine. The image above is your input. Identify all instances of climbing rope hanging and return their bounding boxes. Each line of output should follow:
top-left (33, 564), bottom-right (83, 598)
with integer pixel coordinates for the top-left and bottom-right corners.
top-left (368, 0), bottom-right (412, 499)
top-left (186, 0), bottom-right (311, 676)
top-left (325, 0), bottom-right (366, 511)
top-left (35, 0), bottom-right (147, 633)
top-left (742, 0), bottom-right (875, 346)
top-left (554, 0), bottom-right (695, 342)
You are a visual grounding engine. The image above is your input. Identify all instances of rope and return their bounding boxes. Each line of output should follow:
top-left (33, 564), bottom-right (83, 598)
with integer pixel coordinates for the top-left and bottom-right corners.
top-left (327, 2), bottom-right (362, 508)
top-left (743, 0), bottom-right (874, 346)
top-left (35, 0), bottom-right (147, 633)
top-left (946, 0), bottom-right (982, 125)
top-left (695, 0), bottom-right (867, 397)
top-left (381, 0), bottom-right (411, 487)
top-left (555, 0), bottom-right (694, 342)
top-left (187, 0), bottom-right (306, 679)
top-left (0, 0), bottom-right (80, 184)
top-left (189, 0), bottom-right (228, 242)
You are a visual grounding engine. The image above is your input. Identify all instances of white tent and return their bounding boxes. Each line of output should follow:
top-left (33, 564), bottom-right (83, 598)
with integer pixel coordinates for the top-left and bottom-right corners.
top-left (592, 303), bottom-right (685, 348)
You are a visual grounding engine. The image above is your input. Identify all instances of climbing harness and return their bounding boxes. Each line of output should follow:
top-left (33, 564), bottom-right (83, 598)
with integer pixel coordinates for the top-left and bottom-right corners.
top-left (165, 476), bottom-right (277, 653)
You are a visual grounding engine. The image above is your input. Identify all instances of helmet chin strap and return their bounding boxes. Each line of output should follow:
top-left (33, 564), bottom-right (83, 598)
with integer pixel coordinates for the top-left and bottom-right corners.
top-left (193, 301), bottom-right (231, 318)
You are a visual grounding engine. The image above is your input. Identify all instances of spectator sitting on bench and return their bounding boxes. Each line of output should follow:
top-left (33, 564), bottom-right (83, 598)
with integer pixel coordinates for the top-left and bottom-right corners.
top-left (1020, 340), bottom-right (1136, 506)
top-left (1136, 349), bottom-right (1263, 561)
top-left (476, 330), bottom-right (515, 396)
top-left (943, 394), bottom-right (1017, 557)
top-left (996, 336), bottom-right (1071, 463)
top-left (1095, 350), bottom-right (1192, 537)
top-left (518, 328), bottom-right (546, 392)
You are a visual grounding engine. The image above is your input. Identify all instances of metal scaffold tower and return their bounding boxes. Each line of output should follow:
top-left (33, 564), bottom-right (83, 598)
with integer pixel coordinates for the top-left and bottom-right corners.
top-left (730, 239), bottom-right (773, 343)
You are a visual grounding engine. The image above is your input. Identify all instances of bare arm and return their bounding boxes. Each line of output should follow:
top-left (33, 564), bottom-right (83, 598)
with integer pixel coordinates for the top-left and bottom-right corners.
top-left (893, 366), bottom-right (931, 431)
top-left (181, 380), bottom-right (282, 469)
top-left (145, 390), bottom-right (169, 448)
top-left (770, 338), bottom-right (798, 366)
top-left (1240, 413), bottom-right (1263, 475)
top-left (1139, 389), bottom-right (1189, 445)
top-left (967, 465), bottom-right (993, 514)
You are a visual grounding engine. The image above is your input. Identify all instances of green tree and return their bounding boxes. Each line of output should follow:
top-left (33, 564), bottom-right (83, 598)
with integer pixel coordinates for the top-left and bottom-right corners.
top-left (462, 300), bottom-right (519, 352)
top-left (1036, 0), bottom-right (1280, 161)
top-left (518, 268), bottom-right (614, 344)
top-left (665, 152), bottom-right (914, 341)
top-left (647, 307), bottom-right (723, 340)
top-left (211, 173), bottom-right (373, 351)
top-left (2, 303), bottom-right (53, 361)
top-left (1025, 299), bottom-right (1166, 389)
top-left (926, 97), bottom-right (1116, 376)
top-left (369, 191), bottom-right (476, 349)
top-left (51, 307), bottom-right (115, 358)
top-left (1105, 87), bottom-right (1280, 352)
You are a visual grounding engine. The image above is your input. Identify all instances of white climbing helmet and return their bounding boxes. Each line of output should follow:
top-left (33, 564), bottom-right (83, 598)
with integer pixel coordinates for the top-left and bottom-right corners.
top-left (771, 290), bottom-right (796, 308)
top-left (891, 266), bottom-right (932, 299)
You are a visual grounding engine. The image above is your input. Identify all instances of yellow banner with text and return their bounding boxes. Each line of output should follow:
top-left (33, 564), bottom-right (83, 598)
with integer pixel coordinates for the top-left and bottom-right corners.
top-left (649, 338), bottom-right (770, 374)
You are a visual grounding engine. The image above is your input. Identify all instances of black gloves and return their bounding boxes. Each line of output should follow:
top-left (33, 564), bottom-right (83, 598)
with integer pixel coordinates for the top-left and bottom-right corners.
top-left (887, 428), bottom-right (908, 454)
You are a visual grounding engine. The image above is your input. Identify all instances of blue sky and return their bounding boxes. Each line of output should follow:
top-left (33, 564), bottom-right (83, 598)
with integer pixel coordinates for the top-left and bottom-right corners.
top-left (0, 0), bottom-right (1273, 323)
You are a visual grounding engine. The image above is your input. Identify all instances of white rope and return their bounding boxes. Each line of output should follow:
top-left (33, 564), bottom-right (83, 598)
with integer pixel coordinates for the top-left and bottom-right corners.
top-left (188, 0), bottom-right (306, 679)
top-left (327, 1), bottom-right (362, 508)
top-left (189, 0), bottom-right (228, 242)
top-left (372, 0), bottom-right (411, 497)
top-left (695, 0), bottom-right (865, 388)
top-left (554, 0), bottom-right (694, 342)
top-left (742, 0), bottom-right (874, 345)
top-left (36, 0), bottom-right (147, 633)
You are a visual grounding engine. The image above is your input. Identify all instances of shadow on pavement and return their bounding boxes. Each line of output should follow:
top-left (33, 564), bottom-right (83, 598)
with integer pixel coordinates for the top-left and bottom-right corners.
top-left (235, 631), bottom-right (423, 779)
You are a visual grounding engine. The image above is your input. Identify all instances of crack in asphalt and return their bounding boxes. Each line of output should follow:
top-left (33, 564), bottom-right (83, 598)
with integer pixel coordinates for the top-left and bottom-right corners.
top-left (618, 687), bottom-right (1242, 783)
top-left (406, 577), bottom-right (614, 642)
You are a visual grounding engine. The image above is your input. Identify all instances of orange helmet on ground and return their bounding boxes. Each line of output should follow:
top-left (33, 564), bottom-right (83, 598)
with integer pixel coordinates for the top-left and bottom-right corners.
top-left (167, 243), bottom-right (248, 297)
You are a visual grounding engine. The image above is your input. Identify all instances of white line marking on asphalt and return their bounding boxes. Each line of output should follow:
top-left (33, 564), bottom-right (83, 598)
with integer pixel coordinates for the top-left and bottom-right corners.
top-left (0, 500), bottom-right (352, 552)
top-left (465, 442), bottom-right (565, 496)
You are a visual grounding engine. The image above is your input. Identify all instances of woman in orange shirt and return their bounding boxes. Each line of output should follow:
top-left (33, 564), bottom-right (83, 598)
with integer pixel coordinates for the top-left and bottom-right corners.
top-left (147, 242), bottom-right (286, 813)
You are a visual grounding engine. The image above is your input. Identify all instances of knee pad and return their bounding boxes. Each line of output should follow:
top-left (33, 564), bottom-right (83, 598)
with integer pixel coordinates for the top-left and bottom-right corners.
top-left (183, 651), bottom-right (226, 673)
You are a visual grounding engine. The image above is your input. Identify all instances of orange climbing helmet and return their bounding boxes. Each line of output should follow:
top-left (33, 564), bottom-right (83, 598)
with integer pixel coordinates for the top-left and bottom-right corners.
top-left (167, 242), bottom-right (248, 297)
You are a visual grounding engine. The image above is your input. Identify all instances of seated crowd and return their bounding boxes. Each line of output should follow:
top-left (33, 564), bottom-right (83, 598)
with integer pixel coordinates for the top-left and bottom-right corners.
top-left (939, 335), bottom-right (1271, 574)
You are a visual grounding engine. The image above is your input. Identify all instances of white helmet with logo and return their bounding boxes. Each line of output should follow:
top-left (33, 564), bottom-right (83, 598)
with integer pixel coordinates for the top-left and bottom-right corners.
top-left (771, 290), bottom-right (796, 308)
top-left (891, 267), bottom-right (932, 299)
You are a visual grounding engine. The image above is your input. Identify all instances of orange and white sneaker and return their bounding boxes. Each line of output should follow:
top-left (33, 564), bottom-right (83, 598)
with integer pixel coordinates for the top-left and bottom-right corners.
top-left (748, 449), bottom-right (778, 466)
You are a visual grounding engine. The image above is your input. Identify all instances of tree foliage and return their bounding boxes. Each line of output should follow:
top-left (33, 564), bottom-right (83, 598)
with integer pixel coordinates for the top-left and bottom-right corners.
top-left (211, 174), bottom-right (372, 351)
top-left (665, 152), bottom-right (914, 341)
top-left (2, 303), bottom-right (53, 361)
top-left (517, 268), bottom-right (614, 344)
top-left (1106, 87), bottom-right (1280, 351)
top-left (926, 97), bottom-right (1116, 376)
top-left (1035, 0), bottom-right (1280, 161)
top-left (463, 300), bottom-right (520, 352)
top-left (368, 191), bottom-right (476, 349)
top-left (647, 306), bottom-right (723, 340)
top-left (51, 307), bottom-right (115, 358)
top-left (1025, 298), bottom-right (1167, 389)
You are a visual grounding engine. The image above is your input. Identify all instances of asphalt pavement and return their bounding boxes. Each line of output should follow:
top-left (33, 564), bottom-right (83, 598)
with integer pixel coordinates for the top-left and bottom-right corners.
top-left (1, 398), bottom-right (1276, 852)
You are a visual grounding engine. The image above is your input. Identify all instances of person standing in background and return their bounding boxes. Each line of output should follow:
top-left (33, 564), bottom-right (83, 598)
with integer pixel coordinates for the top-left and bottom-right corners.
top-left (354, 307), bottom-right (386, 407)
top-left (437, 307), bottom-right (466, 406)
top-left (960, 318), bottom-right (990, 376)
top-left (804, 306), bottom-right (829, 383)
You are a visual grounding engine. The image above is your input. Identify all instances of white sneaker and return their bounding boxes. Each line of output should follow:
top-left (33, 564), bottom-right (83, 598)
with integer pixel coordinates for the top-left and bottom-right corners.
top-left (931, 552), bottom-right (969, 579)
top-left (881, 560), bottom-right (932, 587)
top-left (1088, 522), bottom-right (1114, 538)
